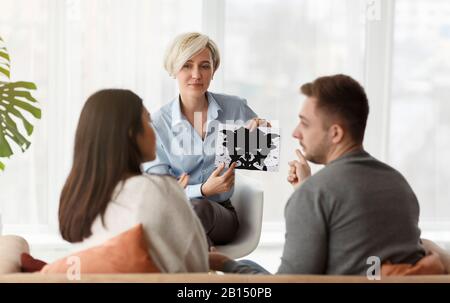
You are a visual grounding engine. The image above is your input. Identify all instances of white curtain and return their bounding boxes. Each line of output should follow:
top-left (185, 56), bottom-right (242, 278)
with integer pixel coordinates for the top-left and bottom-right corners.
top-left (389, 0), bottom-right (450, 224)
top-left (0, 0), bottom-right (202, 231)
top-left (222, 0), bottom-right (367, 223)
top-left (1, 0), bottom-right (449, 240)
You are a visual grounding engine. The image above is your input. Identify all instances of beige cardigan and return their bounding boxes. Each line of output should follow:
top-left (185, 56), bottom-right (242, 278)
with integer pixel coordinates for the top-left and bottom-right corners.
top-left (77, 174), bottom-right (209, 273)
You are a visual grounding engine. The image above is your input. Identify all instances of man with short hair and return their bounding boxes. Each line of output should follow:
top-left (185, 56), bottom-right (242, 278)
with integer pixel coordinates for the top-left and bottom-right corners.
top-left (209, 74), bottom-right (426, 275)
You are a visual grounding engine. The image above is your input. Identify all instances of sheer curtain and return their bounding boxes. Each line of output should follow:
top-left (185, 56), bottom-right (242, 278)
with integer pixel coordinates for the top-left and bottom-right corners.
top-left (222, 0), bottom-right (367, 223)
top-left (389, 0), bottom-right (450, 227)
top-left (1, 0), bottom-right (448, 251)
top-left (0, 0), bottom-right (368, 236)
top-left (0, 0), bottom-right (202, 233)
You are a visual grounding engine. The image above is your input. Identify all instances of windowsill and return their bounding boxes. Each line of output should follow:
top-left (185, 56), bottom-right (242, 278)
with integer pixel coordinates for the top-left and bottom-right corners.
top-left (258, 221), bottom-right (450, 250)
top-left (419, 221), bottom-right (450, 249)
top-left (2, 220), bottom-right (450, 261)
top-left (4, 222), bottom-right (450, 248)
top-left (1, 224), bottom-right (75, 261)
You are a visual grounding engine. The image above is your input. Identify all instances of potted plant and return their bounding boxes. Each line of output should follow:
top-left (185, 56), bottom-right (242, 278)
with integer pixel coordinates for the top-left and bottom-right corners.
top-left (0, 36), bottom-right (41, 171)
top-left (0, 36), bottom-right (41, 234)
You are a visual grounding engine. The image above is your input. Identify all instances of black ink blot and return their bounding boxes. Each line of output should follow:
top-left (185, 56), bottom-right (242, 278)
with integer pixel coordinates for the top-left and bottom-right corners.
top-left (221, 127), bottom-right (279, 171)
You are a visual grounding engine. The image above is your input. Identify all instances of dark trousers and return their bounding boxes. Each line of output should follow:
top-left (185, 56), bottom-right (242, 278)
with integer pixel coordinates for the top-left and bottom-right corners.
top-left (190, 198), bottom-right (239, 247)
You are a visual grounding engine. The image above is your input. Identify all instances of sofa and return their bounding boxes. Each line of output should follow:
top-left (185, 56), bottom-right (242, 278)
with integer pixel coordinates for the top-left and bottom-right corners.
top-left (1, 234), bottom-right (450, 283)
top-left (1, 272), bottom-right (450, 283)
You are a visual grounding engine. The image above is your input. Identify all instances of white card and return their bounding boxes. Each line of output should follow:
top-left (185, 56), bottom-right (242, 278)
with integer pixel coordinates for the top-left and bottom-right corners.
top-left (214, 124), bottom-right (280, 172)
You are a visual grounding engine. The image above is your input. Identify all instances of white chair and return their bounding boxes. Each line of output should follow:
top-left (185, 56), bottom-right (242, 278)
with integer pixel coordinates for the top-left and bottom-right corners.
top-left (215, 173), bottom-right (264, 259)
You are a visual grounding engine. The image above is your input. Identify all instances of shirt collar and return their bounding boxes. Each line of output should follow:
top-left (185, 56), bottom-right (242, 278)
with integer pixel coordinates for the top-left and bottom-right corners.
top-left (171, 92), bottom-right (222, 127)
top-left (206, 91), bottom-right (222, 122)
top-left (171, 95), bottom-right (184, 127)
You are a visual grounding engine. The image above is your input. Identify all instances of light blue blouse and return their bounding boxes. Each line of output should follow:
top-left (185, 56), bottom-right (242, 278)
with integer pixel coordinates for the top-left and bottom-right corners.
top-left (143, 91), bottom-right (257, 202)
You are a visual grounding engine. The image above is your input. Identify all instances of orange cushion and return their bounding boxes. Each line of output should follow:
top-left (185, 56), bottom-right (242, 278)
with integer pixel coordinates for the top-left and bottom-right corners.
top-left (382, 251), bottom-right (446, 276)
top-left (41, 224), bottom-right (160, 274)
top-left (21, 253), bottom-right (47, 272)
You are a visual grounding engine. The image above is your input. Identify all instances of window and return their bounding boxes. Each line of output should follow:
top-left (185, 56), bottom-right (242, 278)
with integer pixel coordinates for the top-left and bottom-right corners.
top-left (1, 1), bottom-right (449, 266)
top-left (222, 0), bottom-right (367, 223)
top-left (389, 0), bottom-right (450, 225)
top-left (0, 0), bottom-right (202, 232)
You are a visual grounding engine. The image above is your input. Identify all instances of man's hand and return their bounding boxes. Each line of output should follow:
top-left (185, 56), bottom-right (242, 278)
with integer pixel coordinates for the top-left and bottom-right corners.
top-left (287, 149), bottom-right (311, 189)
top-left (209, 247), bottom-right (232, 271)
top-left (201, 162), bottom-right (237, 197)
top-left (177, 173), bottom-right (190, 189)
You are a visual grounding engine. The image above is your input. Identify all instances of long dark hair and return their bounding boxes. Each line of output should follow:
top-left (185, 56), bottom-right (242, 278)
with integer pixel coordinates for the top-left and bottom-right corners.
top-left (59, 89), bottom-right (144, 242)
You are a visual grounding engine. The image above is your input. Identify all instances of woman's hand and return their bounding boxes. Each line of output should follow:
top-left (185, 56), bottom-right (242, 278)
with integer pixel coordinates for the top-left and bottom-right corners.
top-left (246, 117), bottom-right (272, 131)
top-left (201, 162), bottom-right (237, 197)
top-left (177, 173), bottom-right (190, 189)
top-left (287, 149), bottom-right (311, 189)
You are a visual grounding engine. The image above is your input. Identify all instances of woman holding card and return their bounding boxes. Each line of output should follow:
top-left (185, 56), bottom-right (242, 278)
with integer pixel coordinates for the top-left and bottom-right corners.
top-left (144, 32), bottom-right (269, 246)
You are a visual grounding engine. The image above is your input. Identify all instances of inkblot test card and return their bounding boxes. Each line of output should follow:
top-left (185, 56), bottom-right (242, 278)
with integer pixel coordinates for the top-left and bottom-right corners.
top-left (214, 124), bottom-right (280, 172)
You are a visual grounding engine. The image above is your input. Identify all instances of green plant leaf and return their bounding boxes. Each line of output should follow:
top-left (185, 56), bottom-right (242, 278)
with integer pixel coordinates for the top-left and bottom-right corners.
top-left (0, 81), bottom-right (41, 143)
top-left (0, 36), bottom-right (41, 171)
top-left (0, 36), bottom-right (10, 80)
top-left (0, 66), bottom-right (10, 79)
top-left (0, 50), bottom-right (9, 61)
top-left (0, 124), bottom-right (13, 157)
top-left (9, 81), bottom-right (37, 91)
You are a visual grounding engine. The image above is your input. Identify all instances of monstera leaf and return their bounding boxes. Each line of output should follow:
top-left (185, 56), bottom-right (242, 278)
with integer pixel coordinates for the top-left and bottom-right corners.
top-left (0, 36), bottom-right (41, 171)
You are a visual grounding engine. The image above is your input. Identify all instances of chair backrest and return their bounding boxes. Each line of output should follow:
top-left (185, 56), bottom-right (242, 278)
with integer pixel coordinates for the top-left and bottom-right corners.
top-left (215, 173), bottom-right (264, 259)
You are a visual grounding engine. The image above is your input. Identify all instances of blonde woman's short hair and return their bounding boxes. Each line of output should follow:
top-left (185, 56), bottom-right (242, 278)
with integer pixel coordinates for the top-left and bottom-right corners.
top-left (164, 32), bottom-right (221, 77)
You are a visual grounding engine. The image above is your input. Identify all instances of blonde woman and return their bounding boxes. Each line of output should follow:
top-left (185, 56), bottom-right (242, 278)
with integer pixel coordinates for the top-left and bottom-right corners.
top-left (144, 32), bottom-right (269, 246)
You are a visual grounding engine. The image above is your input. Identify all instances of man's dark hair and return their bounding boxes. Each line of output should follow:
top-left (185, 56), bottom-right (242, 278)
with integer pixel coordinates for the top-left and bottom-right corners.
top-left (300, 74), bottom-right (369, 144)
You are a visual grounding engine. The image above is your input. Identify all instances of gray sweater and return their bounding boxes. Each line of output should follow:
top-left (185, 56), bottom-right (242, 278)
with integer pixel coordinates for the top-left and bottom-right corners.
top-left (224, 150), bottom-right (425, 275)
